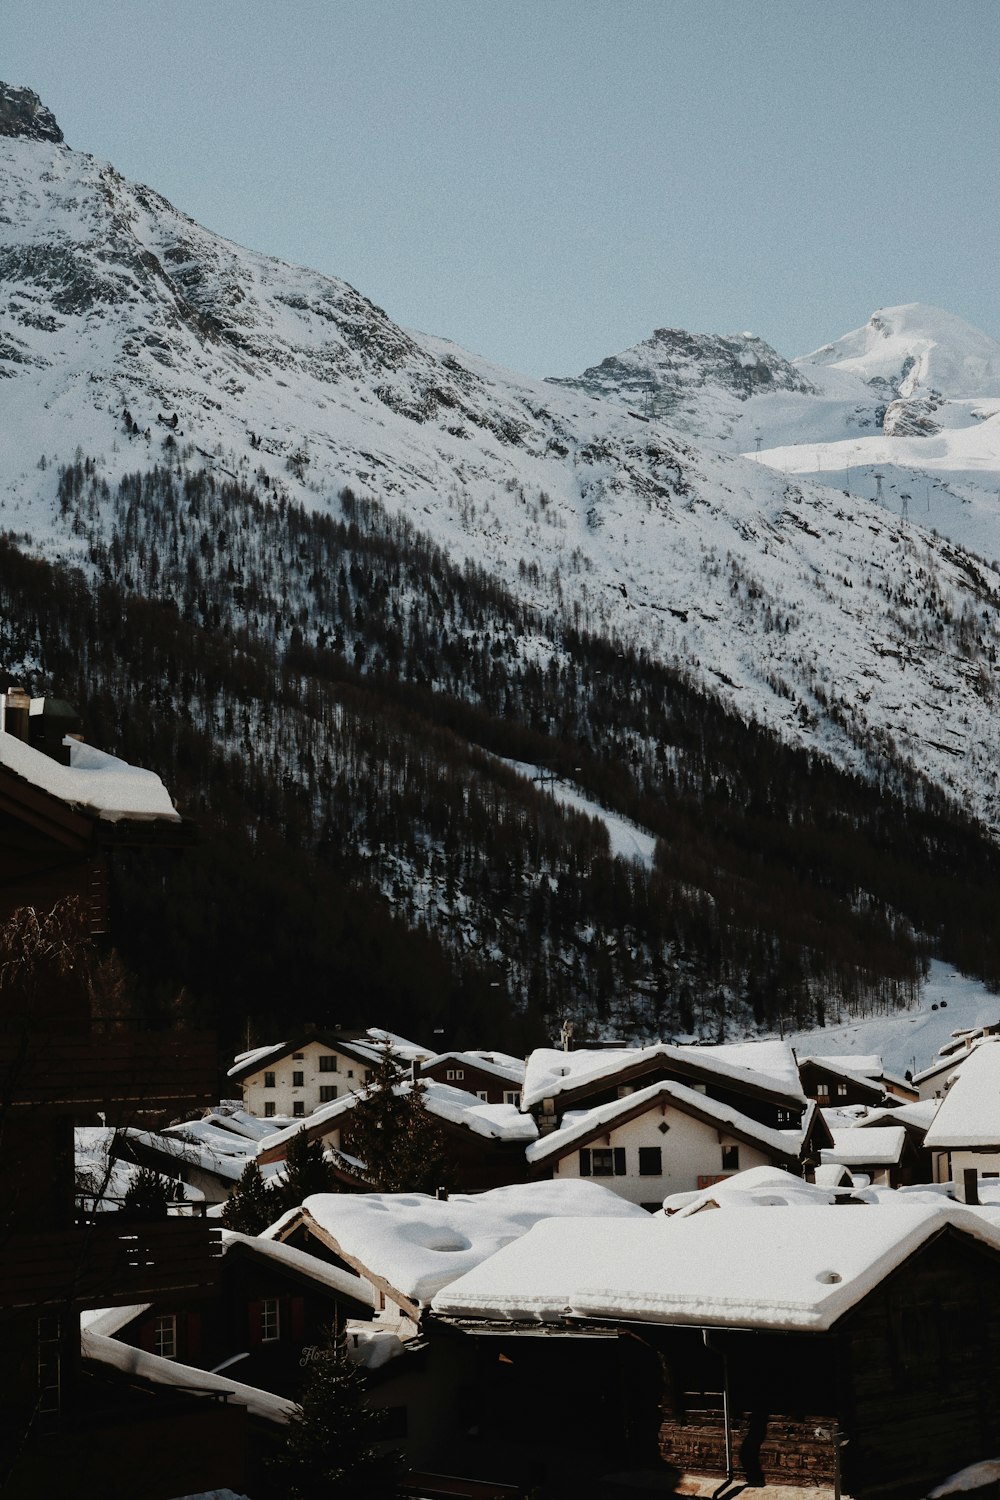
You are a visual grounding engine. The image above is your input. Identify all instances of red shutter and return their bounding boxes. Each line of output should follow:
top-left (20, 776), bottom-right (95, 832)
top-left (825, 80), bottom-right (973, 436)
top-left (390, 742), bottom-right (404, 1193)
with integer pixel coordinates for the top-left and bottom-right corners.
top-left (291, 1297), bottom-right (305, 1341)
top-left (185, 1311), bottom-right (202, 1361)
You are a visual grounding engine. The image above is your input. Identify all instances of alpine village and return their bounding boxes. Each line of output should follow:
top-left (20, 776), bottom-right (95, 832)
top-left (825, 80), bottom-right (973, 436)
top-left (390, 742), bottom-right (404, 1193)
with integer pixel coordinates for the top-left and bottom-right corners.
top-left (6, 75), bottom-right (1000, 1500)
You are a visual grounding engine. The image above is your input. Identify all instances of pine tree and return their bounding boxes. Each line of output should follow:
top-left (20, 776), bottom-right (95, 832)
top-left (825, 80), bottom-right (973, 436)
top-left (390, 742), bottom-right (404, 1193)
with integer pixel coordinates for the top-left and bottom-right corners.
top-left (272, 1327), bottom-right (399, 1498)
top-left (121, 1165), bottom-right (169, 1221)
top-left (221, 1158), bottom-right (277, 1234)
top-left (338, 1046), bottom-right (452, 1194)
top-left (282, 1126), bottom-right (334, 1209)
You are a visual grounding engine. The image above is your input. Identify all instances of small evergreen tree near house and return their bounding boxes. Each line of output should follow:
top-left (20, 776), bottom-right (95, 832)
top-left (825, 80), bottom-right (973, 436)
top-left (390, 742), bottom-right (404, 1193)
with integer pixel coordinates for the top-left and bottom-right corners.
top-left (337, 1044), bottom-right (452, 1194)
top-left (221, 1157), bottom-right (276, 1234)
top-left (282, 1125), bottom-right (335, 1209)
top-left (120, 1164), bottom-right (170, 1221)
top-left (272, 1326), bottom-right (400, 1498)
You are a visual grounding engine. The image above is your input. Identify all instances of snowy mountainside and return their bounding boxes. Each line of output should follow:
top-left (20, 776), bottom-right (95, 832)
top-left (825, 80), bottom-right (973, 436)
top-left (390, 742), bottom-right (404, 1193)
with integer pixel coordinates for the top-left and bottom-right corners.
top-left (1, 102), bottom-right (1000, 831)
top-left (556, 305), bottom-right (1000, 562)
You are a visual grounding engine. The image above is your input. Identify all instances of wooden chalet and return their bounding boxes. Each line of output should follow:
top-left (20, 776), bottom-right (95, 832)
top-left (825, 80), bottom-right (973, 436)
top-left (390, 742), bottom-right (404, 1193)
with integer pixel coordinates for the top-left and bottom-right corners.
top-left (522, 1041), bottom-right (808, 1137)
top-left (797, 1054), bottom-right (889, 1110)
top-left (91, 1228), bottom-right (376, 1398)
top-left (256, 1078), bottom-right (535, 1194)
top-left (430, 1203), bottom-right (1000, 1500)
top-left (0, 695), bottom-right (229, 1499)
top-left (421, 1050), bottom-right (524, 1107)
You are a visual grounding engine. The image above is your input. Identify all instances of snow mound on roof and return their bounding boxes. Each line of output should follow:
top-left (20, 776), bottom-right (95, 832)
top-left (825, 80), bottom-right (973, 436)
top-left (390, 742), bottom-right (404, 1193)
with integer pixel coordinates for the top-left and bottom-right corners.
top-left (824, 1127), bottom-right (905, 1167)
top-left (664, 1165), bottom-right (838, 1216)
top-left (302, 1179), bottom-right (647, 1306)
top-left (0, 728), bottom-right (180, 821)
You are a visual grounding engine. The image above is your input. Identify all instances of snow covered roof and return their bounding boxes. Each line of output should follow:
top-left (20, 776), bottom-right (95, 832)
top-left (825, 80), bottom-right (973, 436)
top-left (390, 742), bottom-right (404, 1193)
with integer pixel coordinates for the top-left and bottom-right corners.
top-left (219, 1228), bottom-right (376, 1305)
top-left (856, 1100), bottom-right (939, 1134)
top-left (925, 1039), bottom-right (1000, 1149)
top-left (425, 1050), bottom-right (525, 1086)
top-left (802, 1053), bottom-right (883, 1079)
top-left (227, 1042), bottom-right (287, 1077)
top-left (822, 1127), bottom-right (906, 1168)
top-left (0, 725), bottom-right (180, 822)
top-left (522, 1039), bottom-right (804, 1113)
top-left (81, 1328), bottom-right (295, 1423)
top-left (526, 1078), bottom-right (800, 1168)
top-left (432, 1201), bottom-right (1000, 1331)
top-left (258, 1076), bottom-right (537, 1163)
top-left (119, 1127), bottom-right (283, 1185)
top-left (298, 1180), bottom-right (649, 1308)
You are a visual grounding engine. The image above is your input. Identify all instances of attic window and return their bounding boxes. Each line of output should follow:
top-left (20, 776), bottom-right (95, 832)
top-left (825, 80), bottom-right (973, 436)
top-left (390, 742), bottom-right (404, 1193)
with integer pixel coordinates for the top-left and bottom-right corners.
top-left (721, 1144), bottom-right (740, 1172)
top-left (292, 1052), bottom-right (304, 1060)
top-left (319, 1056), bottom-right (337, 1072)
top-left (264, 1071), bottom-right (276, 1089)
top-left (446, 1068), bottom-right (465, 1081)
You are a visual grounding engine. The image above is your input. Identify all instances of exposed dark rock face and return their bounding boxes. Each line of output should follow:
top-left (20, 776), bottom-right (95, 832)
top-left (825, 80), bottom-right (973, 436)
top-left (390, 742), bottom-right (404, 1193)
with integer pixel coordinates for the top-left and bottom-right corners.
top-left (883, 395), bottom-right (943, 436)
top-left (550, 327), bottom-right (816, 414)
top-left (0, 82), bottom-right (64, 144)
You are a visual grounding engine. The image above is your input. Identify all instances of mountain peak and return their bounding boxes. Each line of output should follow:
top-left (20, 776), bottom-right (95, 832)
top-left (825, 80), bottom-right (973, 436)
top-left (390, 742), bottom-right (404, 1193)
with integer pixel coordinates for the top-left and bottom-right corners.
top-left (0, 82), bottom-right (64, 145)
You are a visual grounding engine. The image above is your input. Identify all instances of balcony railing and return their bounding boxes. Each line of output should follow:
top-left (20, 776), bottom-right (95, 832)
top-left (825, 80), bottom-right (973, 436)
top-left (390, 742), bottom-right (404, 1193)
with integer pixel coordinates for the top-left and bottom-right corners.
top-left (0, 1218), bottom-right (223, 1309)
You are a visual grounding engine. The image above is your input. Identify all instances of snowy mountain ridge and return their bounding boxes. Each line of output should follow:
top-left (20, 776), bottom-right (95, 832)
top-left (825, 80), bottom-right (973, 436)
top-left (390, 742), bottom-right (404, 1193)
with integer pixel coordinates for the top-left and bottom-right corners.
top-left (3, 91), bottom-right (1000, 839)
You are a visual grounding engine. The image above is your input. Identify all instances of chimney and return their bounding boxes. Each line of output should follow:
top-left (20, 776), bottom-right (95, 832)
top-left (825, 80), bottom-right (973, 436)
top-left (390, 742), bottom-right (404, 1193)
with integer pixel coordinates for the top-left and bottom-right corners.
top-left (3, 685), bottom-right (29, 741)
top-left (963, 1168), bottom-right (980, 1206)
top-left (436, 1186), bottom-right (449, 1201)
top-left (410, 1059), bottom-right (421, 1082)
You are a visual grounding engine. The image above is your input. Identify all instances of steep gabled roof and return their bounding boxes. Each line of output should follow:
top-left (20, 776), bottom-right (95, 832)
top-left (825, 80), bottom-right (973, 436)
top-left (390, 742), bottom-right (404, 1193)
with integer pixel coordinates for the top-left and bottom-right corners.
top-left (522, 1040), bottom-right (805, 1116)
top-left (227, 1030), bottom-right (379, 1082)
top-left (525, 1078), bottom-right (800, 1170)
top-left (925, 1039), bottom-right (1000, 1149)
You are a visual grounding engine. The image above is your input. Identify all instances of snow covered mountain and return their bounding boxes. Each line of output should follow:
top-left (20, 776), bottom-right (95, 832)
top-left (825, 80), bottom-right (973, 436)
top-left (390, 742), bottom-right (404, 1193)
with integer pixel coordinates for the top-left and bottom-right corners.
top-left (3, 83), bottom-right (1000, 842)
top-left (557, 305), bottom-right (1000, 561)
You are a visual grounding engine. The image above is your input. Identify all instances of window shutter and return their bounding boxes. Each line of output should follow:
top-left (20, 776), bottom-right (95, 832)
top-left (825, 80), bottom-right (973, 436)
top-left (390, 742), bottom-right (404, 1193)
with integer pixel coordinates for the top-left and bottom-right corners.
top-left (613, 1147), bottom-right (627, 1175)
top-left (248, 1299), bottom-right (263, 1346)
top-left (291, 1296), bottom-right (305, 1340)
top-left (185, 1311), bottom-right (202, 1360)
top-left (579, 1148), bottom-right (592, 1177)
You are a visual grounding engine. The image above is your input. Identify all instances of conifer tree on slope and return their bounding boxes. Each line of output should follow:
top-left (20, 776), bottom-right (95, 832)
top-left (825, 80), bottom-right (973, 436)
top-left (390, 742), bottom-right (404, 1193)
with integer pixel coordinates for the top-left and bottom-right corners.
top-left (273, 1327), bottom-right (399, 1499)
top-left (338, 1044), bottom-right (452, 1194)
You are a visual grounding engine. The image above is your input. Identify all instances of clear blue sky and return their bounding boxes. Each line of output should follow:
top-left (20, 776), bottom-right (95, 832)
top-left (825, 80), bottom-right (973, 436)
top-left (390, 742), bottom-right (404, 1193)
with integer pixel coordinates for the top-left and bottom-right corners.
top-left (4, 0), bottom-right (999, 375)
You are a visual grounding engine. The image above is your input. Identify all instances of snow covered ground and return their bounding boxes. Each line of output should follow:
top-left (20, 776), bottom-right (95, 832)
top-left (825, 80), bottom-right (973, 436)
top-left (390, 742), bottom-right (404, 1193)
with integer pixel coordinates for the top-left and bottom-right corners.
top-left (786, 961), bottom-right (1000, 1080)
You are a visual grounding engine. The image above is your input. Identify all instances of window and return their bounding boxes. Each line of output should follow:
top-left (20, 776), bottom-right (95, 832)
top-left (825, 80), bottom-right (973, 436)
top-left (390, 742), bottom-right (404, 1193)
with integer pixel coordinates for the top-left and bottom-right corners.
top-left (346, 1069), bottom-right (354, 1078)
top-left (320, 1085), bottom-right (338, 1103)
top-left (154, 1315), bottom-right (177, 1360)
top-left (264, 1101), bottom-right (276, 1118)
top-left (292, 1071), bottom-right (304, 1087)
top-left (638, 1146), bottom-right (662, 1176)
top-left (836, 1082), bottom-right (848, 1098)
top-left (293, 1101), bottom-right (305, 1117)
top-left (816, 1081), bottom-right (829, 1099)
top-left (292, 1052), bottom-right (304, 1060)
top-left (446, 1068), bottom-right (465, 1081)
top-left (476, 1090), bottom-right (489, 1102)
top-left (319, 1055), bottom-right (337, 1072)
top-left (264, 1071), bottom-right (276, 1089)
top-left (504, 1090), bottom-right (520, 1105)
top-left (261, 1299), bottom-right (280, 1342)
top-left (580, 1146), bottom-right (626, 1176)
top-left (776, 1108), bottom-right (795, 1125)
top-left (721, 1144), bottom-right (740, 1172)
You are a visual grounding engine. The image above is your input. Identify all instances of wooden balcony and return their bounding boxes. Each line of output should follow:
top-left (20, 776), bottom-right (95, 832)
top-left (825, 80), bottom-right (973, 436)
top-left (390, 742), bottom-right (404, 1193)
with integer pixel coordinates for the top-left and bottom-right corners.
top-left (0, 1218), bottom-right (223, 1309)
top-left (0, 1031), bottom-right (218, 1115)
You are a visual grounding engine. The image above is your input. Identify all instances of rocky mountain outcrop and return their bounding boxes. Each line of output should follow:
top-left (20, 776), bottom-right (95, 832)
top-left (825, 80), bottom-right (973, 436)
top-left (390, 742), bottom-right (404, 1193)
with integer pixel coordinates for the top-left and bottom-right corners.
top-left (0, 82), bottom-right (63, 144)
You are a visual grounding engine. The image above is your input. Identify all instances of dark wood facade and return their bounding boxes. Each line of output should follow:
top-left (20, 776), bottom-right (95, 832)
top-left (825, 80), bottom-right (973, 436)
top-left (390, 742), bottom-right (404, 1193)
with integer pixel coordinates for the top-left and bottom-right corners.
top-left (110, 1238), bottom-right (374, 1398)
top-left (423, 1058), bottom-right (521, 1106)
top-left (428, 1226), bottom-right (1000, 1500)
